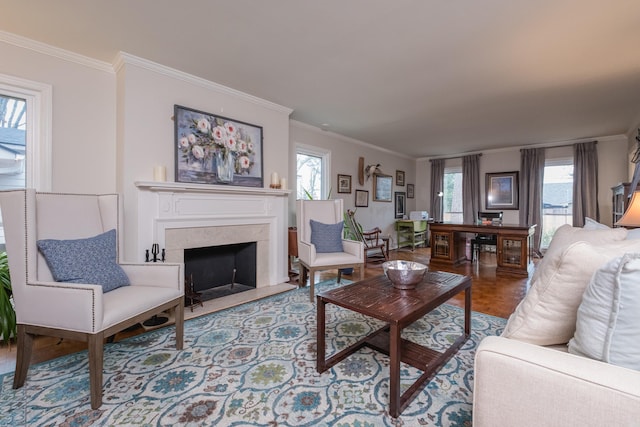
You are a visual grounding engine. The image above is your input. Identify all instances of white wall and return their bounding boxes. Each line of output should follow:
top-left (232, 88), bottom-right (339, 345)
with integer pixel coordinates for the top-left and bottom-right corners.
top-left (290, 121), bottom-right (415, 246)
top-left (0, 37), bottom-right (116, 193)
top-left (417, 135), bottom-right (629, 227)
top-left (115, 54), bottom-right (292, 260)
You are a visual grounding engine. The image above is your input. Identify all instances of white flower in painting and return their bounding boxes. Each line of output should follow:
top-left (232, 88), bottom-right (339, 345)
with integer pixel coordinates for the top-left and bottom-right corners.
top-left (178, 136), bottom-right (189, 148)
top-left (212, 126), bottom-right (225, 142)
top-left (224, 122), bottom-right (236, 135)
top-left (247, 142), bottom-right (254, 153)
top-left (191, 145), bottom-right (205, 160)
top-left (238, 155), bottom-right (251, 169)
top-left (196, 118), bottom-right (210, 133)
top-left (237, 140), bottom-right (248, 153)
top-left (226, 137), bottom-right (237, 152)
top-left (188, 133), bottom-right (197, 144)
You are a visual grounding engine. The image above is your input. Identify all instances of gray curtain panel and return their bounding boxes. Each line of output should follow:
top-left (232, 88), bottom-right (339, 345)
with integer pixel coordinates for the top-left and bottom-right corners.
top-left (430, 159), bottom-right (445, 222)
top-left (519, 147), bottom-right (545, 255)
top-left (573, 141), bottom-right (599, 226)
top-left (462, 154), bottom-right (481, 224)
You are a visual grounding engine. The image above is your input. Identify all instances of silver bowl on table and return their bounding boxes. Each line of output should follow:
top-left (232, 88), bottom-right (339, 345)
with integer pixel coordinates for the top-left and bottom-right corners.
top-left (382, 260), bottom-right (428, 290)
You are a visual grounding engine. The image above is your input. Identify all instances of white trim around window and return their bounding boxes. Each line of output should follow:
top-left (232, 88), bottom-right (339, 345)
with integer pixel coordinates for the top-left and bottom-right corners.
top-left (0, 73), bottom-right (52, 191)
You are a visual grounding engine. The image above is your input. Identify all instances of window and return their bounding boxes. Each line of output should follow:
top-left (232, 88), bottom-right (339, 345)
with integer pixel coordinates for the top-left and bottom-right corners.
top-left (541, 161), bottom-right (574, 248)
top-left (0, 74), bottom-right (52, 248)
top-left (296, 144), bottom-right (330, 200)
top-left (443, 167), bottom-right (463, 223)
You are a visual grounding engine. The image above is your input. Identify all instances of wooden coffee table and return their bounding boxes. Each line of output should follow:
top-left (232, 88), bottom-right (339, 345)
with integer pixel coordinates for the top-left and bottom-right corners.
top-left (316, 271), bottom-right (471, 418)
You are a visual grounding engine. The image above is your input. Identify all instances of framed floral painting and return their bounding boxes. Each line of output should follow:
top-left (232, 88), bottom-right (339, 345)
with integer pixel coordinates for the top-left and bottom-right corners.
top-left (174, 105), bottom-right (264, 187)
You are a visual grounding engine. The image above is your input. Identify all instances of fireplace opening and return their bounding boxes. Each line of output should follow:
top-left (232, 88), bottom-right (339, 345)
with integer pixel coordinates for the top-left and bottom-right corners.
top-left (184, 242), bottom-right (257, 303)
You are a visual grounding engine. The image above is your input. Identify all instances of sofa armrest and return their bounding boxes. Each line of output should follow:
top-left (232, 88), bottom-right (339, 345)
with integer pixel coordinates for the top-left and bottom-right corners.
top-left (120, 263), bottom-right (184, 291)
top-left (342, 239), bottom-right (364, 260)
top-left (473, 336), bottom-right (640, 427)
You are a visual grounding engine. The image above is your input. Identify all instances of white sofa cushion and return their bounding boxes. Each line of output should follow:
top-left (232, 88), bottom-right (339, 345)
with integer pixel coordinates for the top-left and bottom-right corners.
top-left (502, 237), bottom-right (640, 345)
top-left (583, 217), bottom-right (610, 230)
top-left (568, 253), bottom-right (640, 370)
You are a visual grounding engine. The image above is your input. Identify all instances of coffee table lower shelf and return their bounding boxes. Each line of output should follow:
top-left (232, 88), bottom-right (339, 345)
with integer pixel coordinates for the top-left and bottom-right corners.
top-left (318, 324), bottom-right (469, 417)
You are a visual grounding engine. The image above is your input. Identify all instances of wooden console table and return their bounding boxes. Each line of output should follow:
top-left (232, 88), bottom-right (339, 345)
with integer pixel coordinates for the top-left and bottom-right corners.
top-left (429, 222), bottom-right (536, 276)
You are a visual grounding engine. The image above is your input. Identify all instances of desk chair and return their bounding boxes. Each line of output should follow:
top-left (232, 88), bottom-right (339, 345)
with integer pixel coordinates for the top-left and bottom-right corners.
top-left (472, 211), bottom-right (503, 262)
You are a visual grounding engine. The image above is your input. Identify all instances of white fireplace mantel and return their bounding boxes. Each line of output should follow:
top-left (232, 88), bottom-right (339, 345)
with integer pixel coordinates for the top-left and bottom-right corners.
top-left (135, 181), bottom-right (291, 287)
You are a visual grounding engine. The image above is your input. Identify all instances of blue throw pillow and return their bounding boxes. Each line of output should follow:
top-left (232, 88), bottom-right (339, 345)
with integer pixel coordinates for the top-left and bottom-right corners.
top-left (37, 229), bottom-right (130, 293)
top-left (310, 219), bottom-right (344, 253)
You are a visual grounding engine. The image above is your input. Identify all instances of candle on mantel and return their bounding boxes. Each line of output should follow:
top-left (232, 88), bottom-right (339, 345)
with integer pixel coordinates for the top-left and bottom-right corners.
top-left (271, 172), bottom-right (279, 186)
top-left (280, 177), bottom-right (287, 190)
top-left (153, 165), bottom-right (167, 182)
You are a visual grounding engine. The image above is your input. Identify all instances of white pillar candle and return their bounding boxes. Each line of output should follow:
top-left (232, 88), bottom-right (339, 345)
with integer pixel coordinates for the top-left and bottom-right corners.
top-left (280, 177), bottom-right (287, 190)
top-left (153, 165), bottom-right (167, 182)
top-left (271, 172), bottom-right (279, 186)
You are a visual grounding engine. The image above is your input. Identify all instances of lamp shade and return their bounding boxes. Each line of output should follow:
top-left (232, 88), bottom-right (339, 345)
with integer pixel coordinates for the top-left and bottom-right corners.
top-left (616, 191), bottom-right (640, 227)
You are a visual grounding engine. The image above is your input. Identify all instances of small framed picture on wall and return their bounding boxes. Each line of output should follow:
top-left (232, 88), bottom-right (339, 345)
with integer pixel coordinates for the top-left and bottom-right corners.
top-left (337, 174), bottom-right (352, 193)
top-left (396, 170), bottom-right (405, 186)
top-left (407, 184), bottom-right (415, 199)
top-left (355, 190), bottom-right (369, 207)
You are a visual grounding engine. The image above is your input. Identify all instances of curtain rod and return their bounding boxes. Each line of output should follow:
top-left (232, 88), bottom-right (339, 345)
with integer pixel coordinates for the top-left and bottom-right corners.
top-left (429, 153), bottom-right (482, 162)
top-left (520, 140), bottom-right (598, 152)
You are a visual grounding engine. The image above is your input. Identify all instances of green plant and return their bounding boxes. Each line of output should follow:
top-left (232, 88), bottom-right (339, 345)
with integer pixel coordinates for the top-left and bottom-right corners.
top-left (0, 251), bottom-right (16, 345)
top-left (343, 209), bottom-right (363, 241)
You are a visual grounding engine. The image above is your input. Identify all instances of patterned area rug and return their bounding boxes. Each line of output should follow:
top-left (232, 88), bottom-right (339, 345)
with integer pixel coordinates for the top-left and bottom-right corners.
top-left (0, 279), bottom-right (505, 426)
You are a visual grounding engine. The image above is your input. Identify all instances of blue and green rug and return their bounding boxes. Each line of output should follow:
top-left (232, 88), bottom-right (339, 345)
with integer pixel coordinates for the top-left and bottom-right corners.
top-left (0, 279), bottom-right (505, 426)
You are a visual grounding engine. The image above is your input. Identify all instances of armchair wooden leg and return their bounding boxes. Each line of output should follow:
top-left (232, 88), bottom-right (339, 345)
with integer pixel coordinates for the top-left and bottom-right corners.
top-left (174, 301), bottom-right (184, 350)
top-left (12, 324), bottom-right (32, 389)
top-left (308, 268), bottom-right (316, 303)
top-left (88, 332), bottom-right (104, 409)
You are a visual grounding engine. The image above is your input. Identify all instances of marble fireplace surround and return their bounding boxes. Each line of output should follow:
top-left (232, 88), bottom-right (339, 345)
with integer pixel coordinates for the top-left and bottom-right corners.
top-left (135, 181), bottom-right (291, 288)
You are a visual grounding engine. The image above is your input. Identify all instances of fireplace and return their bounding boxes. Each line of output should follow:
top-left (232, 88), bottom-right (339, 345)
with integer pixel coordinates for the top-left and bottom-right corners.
top-left (184, 242), bottom-right (257, 302)
top-left (134, 182), bottom-right (291, 289)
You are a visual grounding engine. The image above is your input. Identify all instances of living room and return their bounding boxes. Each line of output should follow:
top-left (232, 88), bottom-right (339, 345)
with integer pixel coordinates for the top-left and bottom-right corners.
top-left (1, 2), bottom-right (640, 425)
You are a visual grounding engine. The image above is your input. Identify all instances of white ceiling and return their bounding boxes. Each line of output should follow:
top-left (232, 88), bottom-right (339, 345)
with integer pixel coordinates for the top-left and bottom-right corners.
top-left (2, 0), bottom-right (640, 157)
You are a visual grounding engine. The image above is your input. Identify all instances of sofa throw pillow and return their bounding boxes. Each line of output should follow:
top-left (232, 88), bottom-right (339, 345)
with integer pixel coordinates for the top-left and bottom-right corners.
top-left (583, 217), bottom-right (610, 230)
top-left (502, 239), bottom-right (640, 345)
top-left (626, 228), bottom-right (640, 240)
top-left (37, 229), bottom-right (130, 293)
top-left (528, 224), bottom-right (628, 285)
top-left (310, 219), bottom-right (344, 253)
top-left (568, 253), bottom-right (640, 370)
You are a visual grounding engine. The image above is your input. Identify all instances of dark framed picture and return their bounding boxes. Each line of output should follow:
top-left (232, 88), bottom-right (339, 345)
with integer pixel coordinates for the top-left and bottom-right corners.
top-left (396, 170), bottom-right (405, 186)
top-left (486, 171), bottom-right (519, 210)
top-left (337, 174), bottom-right (352, 193)
top-left (407, 183), bottom-right (415, 199)
top-left (174, 104), bottom-right (263, 187)
top-left (373, 174), bottom-right (393, 202)
top-left (355, 189), bottom-right (369, 207)
top-left (395, 192), bottom-right (406, 219)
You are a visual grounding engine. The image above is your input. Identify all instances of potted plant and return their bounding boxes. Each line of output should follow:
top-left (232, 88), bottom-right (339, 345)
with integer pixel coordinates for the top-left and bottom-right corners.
top-left (0, 251), bottom-right (16, 346)
top-left (340, 209), bottom-right (364, 275)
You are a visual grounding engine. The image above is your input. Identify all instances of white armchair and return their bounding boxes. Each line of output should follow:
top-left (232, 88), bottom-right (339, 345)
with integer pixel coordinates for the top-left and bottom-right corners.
top-left (0, 189), bottom-right (184, 409)
top-left (296, 199), bottom-right (364, 302)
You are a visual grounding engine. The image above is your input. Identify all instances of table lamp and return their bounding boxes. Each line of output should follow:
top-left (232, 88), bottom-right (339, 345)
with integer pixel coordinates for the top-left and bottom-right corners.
top-left (615, 191), bottom-right (640, 227)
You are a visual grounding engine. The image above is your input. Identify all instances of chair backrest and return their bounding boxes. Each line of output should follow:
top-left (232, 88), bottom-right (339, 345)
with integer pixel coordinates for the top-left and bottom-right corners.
top-left (362, 227), bottom-right (382, 249)
top-left (0, 189), bottom-right (121, 310)
top-left (296, 199), bottom-right (344, 243)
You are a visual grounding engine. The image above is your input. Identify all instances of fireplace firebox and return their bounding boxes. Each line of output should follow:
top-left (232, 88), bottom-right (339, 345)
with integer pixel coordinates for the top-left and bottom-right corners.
top-left (184, 242), bottom-right (257, 302)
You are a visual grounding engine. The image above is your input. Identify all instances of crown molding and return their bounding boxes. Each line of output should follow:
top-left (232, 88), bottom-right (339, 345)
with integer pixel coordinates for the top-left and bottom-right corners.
top-left (0, 30), bottom-right (113, 73)
top-left (290, 119), bottom-right (412, 159)
top-left (113, 52), bottom-right (293, 116)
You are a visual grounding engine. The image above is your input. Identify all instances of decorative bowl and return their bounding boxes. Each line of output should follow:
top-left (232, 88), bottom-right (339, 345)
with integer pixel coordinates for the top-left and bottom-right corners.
top-left (382, 260), bottom-right (428, 290)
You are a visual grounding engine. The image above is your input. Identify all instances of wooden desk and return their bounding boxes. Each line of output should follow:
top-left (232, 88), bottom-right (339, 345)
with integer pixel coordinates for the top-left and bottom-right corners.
top-left (429, 222), bottom-right (536, 276)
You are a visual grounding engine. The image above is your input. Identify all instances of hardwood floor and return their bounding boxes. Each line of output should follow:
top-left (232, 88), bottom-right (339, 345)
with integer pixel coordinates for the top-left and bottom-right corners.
top-left (0, 247), bottom-right (531, 376)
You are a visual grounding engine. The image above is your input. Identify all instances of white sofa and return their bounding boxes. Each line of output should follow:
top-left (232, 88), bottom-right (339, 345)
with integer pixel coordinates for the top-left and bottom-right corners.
top-left (473, 225), bottom-right (640, 426)
top-left (473, 337), bottom-right (640, 426)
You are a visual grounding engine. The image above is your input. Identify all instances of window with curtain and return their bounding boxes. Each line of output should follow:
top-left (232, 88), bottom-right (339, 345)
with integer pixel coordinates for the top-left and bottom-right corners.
top-left (443, 166), bottom-right (463, 222)
top-left (541, 160), bottom-right (574, 248)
